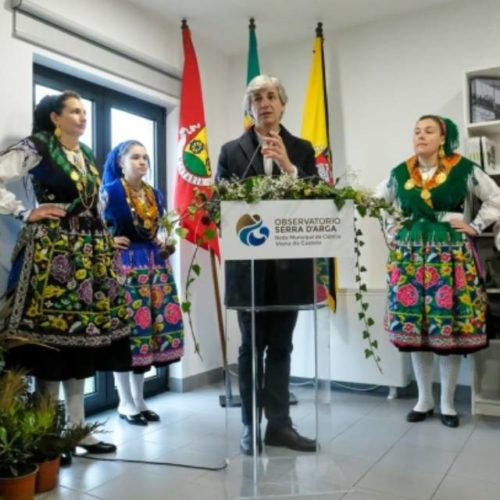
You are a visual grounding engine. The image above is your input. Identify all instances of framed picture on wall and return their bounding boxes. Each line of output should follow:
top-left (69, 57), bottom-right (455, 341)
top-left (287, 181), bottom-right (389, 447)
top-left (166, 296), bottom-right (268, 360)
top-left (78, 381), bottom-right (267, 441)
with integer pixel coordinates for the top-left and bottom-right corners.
top-left (470, 77), bottom-right (500, 123)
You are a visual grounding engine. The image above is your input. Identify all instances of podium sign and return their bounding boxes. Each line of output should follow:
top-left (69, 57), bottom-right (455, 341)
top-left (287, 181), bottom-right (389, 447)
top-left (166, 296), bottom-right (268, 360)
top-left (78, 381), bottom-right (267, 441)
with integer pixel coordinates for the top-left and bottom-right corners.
top-left (221, 200), bottom-right (354, 261)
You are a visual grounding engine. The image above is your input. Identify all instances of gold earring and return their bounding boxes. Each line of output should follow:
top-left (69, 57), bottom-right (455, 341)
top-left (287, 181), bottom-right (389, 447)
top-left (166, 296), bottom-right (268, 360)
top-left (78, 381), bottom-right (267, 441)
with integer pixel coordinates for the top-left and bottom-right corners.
top-left (54, 125), bottom-right (62, 139)
top-left (438, 145), bottom-right (445, 158)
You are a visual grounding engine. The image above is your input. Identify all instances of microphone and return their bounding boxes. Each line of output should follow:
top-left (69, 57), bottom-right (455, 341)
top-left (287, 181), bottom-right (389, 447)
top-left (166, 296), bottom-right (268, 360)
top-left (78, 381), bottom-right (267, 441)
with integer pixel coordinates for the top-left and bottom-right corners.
top-left (240, 141), bottom-right (262, 180)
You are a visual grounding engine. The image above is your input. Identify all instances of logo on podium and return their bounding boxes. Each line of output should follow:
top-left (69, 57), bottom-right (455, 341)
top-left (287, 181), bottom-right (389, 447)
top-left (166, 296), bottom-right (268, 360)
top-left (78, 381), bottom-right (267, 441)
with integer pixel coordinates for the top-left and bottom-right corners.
top-left (236, 214), bottom-right (270, 246)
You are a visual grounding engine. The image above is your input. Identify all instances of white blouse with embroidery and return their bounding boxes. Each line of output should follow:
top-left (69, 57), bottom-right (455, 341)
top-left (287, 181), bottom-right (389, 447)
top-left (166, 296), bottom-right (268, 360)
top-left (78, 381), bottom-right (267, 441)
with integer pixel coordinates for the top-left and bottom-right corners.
top-left (0, 139), bottom-right (41, 220)
top-left (375, 164), bottom-right (500, 248)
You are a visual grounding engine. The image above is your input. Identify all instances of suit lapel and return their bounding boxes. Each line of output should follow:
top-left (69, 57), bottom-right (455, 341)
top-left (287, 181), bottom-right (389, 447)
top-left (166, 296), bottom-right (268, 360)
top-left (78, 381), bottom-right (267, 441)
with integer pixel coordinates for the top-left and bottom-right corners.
top-left (238, 126), bottom-right (297, 178)
top-left (238, 128), bottom-right (265, 178)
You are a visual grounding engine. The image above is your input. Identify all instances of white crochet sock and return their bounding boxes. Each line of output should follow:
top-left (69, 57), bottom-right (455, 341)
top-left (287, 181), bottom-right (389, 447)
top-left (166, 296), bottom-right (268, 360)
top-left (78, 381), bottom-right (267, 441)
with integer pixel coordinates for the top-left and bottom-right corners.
top-left (36, 379), bottom-right (60, 401)
top-left (130, 372), bottom-right (148, 412)
top-left (63, 378), bottom-right (98, 446)
top-left (439, 355), bottom-right (461, 416)
top-left (114, 371), bottom-right (140, 415)
top-left (411, 351), bottom-right (435, 412)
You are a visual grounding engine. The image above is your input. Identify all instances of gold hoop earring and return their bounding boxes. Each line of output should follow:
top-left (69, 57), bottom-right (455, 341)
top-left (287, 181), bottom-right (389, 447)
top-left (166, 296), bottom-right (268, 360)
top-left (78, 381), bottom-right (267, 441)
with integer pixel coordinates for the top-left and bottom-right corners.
top-left (438, 145), bottom-right (445, 159)
top-left (54, 125), bottom-right (62, 139)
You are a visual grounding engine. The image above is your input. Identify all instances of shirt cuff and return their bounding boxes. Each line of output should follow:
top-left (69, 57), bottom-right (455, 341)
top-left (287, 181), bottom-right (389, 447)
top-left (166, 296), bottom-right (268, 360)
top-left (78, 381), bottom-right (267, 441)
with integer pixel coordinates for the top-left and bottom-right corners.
top-left (470, 220), bottom-right (484, 235)
top-left (286, 165), bottom-right (298, 178)
top-left (14, 208), bottom-right (32, 222)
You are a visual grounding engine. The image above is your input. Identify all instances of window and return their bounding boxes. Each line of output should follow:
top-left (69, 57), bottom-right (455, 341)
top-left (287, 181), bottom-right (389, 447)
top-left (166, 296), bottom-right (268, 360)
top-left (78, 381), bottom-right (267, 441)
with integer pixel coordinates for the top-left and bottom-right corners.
top-left (34, 64), bottom-right (170, 414)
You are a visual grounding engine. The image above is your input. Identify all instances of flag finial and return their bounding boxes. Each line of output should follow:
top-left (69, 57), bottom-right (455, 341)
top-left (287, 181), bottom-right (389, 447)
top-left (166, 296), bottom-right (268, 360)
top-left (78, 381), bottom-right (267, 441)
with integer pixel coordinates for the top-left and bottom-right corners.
top-left (181, 18), bottom-right (188, 29)
top-left (249, 18), bottom-right (256, 30)
top-left (315, 22), bottom-right (323, 37)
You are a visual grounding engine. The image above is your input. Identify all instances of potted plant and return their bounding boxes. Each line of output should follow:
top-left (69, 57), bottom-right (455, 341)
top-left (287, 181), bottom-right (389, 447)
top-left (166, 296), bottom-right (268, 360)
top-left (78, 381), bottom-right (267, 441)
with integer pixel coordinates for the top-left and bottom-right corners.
top-left (29, 400), bottom-right (100, 493)
top-left (0, 369), bottom-right (48, 500)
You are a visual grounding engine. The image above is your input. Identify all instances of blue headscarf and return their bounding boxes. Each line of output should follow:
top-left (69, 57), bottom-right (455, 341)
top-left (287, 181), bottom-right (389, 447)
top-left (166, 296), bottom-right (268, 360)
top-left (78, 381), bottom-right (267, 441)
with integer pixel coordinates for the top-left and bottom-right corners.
top-left (102, 140), bottom-right (143, 185)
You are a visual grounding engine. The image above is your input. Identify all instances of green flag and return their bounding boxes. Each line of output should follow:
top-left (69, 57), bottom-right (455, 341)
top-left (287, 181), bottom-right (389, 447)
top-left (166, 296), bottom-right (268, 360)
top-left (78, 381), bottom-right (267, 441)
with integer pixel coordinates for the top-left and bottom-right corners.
top-left (244, 18), bottom-right (260, 128)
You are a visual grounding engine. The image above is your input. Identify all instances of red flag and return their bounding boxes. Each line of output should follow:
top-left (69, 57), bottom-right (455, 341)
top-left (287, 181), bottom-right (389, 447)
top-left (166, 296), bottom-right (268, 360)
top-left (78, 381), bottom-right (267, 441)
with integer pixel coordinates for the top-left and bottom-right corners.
top-left (174, 21), bottom-right (220, 257)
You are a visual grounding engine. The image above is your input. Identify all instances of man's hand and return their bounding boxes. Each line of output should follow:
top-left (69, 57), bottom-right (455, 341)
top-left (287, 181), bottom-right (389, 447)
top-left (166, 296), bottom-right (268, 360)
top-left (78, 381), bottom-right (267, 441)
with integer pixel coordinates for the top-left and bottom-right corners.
top-left (261, 131), bottom-right (296, 174)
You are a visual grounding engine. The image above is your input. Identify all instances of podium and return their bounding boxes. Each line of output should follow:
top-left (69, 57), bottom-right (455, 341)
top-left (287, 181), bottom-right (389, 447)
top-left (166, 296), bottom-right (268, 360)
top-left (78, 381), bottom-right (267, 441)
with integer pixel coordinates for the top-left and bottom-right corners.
top-left (221, 199), bottom-right (355, 497)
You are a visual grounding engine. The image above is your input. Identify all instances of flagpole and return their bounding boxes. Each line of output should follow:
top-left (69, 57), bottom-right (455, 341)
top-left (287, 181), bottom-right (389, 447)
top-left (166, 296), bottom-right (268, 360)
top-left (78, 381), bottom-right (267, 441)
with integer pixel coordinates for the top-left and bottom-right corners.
top-left (209, 248), bottom-right (226, 368)
top-left (210, 248), bottom-right (241, 407)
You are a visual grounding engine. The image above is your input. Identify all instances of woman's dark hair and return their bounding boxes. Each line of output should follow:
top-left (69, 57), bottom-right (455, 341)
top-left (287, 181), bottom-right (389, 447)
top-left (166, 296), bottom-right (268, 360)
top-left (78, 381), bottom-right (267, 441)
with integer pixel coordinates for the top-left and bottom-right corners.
top-left (32, 90), bottom-right (82, 134)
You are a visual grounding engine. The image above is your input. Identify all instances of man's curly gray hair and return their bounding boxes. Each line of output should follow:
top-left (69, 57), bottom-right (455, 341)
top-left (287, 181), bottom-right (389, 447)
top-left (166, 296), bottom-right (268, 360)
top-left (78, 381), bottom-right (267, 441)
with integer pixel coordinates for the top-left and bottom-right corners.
top-left (243, 75), bottom-right (288, 118)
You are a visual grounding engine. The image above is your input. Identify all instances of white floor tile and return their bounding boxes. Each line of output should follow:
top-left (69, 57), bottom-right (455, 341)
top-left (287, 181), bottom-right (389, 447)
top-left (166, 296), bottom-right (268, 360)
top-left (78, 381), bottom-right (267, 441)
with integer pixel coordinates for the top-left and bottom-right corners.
top-left (356, 463), bottom-right (444, 500)
top-left (38, 384), bottom-right (500, 500)
top-left (432, 474), bottom-right (500, 500)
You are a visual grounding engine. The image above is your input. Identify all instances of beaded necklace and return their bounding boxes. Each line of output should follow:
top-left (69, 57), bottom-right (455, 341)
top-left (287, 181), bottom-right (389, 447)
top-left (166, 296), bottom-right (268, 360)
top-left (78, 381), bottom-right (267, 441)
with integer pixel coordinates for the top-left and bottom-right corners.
top-left (403, 154), bottom-right (459, 207)
top-left (121, 179), bottom-right (159, 238)
top-left (62, 146), bottom-right (100, 210)
top-left (45, 135), bottom-right (100, 211)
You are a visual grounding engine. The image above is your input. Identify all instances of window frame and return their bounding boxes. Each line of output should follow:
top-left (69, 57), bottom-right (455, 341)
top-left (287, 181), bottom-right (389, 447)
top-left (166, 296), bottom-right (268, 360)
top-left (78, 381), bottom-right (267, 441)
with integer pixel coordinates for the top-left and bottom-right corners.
top-left (33, 64), bottom-right (171, 415)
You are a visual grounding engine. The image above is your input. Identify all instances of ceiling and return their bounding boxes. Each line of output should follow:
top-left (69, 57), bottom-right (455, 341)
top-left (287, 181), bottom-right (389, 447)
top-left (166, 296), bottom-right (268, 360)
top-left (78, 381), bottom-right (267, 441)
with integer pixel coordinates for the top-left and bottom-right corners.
top-left (126, 0), bottom-right (463, 55)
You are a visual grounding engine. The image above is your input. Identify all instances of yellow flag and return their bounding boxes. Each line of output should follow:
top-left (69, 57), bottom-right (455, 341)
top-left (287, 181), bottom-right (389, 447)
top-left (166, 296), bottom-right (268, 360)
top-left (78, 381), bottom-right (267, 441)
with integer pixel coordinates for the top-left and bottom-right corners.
top-left (302, 23), bottom-right (337, 310)
top-left (301, 24), bottom-right (333, 184)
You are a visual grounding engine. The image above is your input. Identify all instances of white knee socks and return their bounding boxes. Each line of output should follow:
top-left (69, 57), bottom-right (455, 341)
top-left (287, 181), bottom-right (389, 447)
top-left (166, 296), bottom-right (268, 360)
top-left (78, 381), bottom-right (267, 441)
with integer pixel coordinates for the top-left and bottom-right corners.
top-left (439, 355), bottom-right (461, 416)
top-left (130, 373), bottom-right (148, 412)
top-left (411, 351), bottom-right (435, 412)
top-left (36, 379), bottom-right (60, 401)
top-left (63, 378), bottom-right (98, 446)
top-left (114, 371), bottom-right (140, 415)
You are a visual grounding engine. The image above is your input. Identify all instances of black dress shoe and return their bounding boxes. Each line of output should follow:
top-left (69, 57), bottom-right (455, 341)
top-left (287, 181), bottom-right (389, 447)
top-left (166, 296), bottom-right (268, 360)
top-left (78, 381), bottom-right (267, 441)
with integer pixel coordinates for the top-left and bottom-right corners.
top-left (406, 409), bottom-right (434, 422)
top-left (264, 426), bottom-right (317, 452)
top-left (140, 410), bottom-right (160, 422)
top-left (240, 425), bottom-right (262, 455)
top-left (60, 451), bottom-right (72, 467)
top-left (78, 441), bottom-right (117, 454)
top-left (441, 414), bottom-right (459, 428)
top-left (119, 412), bottom-right (148, 426)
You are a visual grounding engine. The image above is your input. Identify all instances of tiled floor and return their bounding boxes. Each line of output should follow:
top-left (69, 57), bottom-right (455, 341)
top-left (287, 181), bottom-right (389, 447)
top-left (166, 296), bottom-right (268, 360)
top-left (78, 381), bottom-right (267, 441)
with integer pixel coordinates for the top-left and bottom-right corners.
top-left (36, 383), bottom-right (500, 499)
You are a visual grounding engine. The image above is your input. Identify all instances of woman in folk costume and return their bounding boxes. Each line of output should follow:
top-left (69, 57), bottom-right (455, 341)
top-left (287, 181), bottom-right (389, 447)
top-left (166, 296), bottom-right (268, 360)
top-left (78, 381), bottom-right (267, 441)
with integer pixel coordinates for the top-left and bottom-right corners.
top-left (101, 141), bottom-right (184, 425)
top-left (377, 115), bottom-right (500, 427)
top-left (0, 91), bottom-right (131, 456)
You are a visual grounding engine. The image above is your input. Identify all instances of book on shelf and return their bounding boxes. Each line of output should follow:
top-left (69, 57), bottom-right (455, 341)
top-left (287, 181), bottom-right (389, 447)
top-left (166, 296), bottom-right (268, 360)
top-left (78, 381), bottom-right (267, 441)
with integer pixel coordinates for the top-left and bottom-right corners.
top-left (481, 136), bottom-right (497, 174)
top-left (465, 136), bottom-right (497, 173)
top-left (465, 136), bottom-right (482, 165)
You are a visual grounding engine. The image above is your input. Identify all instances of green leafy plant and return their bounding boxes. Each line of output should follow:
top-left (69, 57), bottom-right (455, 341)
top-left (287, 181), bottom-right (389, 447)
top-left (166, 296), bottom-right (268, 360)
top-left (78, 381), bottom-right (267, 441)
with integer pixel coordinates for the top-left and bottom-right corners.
top-left (161, 176), bottom-right (397, 371)
top-left (0, 369), bottom-right (100, 477)
top-left (0, 370), bottom-right (52, 477)
top-left (29, 400), bottom-right (101, 463)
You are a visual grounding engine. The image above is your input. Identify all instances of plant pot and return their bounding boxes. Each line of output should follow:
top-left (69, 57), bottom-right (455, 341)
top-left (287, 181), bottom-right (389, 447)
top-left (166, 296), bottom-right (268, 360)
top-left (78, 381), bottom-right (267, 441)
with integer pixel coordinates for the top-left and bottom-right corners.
top-left (0, 463), bottom-right (38, 500)
top-left (35, 455), bottom-right (61, 493)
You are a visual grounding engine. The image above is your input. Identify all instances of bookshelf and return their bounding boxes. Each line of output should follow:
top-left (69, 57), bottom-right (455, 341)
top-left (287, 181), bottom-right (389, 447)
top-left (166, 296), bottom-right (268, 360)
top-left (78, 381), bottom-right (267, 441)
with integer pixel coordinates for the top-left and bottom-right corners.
top-left (465, 65), bottom-right (500, 416)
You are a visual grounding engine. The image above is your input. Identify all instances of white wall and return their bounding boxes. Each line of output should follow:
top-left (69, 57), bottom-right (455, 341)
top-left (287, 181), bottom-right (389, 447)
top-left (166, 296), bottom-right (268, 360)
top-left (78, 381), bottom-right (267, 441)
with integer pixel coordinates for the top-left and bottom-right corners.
top-left (3, 0), bottom-right (500, 388)
top-left (222, 0), bottom-right (500, 387)
top-left (0, 0), bottom-right (231, 381)
top-left (332, 0), bottom-right (500, 386)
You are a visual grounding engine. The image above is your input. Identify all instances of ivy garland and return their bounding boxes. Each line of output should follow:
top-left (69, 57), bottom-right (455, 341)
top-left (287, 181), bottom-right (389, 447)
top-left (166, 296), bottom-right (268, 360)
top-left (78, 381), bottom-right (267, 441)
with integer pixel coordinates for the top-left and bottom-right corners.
top-left (161, 175), bottom-right (396, 372)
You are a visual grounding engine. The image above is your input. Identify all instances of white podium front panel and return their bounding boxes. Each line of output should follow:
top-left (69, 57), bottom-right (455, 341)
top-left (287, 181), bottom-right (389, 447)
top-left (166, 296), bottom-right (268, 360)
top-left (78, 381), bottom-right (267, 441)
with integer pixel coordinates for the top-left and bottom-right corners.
top-left (221, 200), bottom-right (354, 261)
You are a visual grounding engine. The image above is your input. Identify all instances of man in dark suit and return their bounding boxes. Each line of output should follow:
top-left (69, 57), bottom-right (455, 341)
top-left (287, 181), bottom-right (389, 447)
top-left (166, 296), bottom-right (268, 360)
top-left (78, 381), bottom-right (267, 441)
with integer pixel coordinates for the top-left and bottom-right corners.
top-left (216, 75), bottom-right (318, 455)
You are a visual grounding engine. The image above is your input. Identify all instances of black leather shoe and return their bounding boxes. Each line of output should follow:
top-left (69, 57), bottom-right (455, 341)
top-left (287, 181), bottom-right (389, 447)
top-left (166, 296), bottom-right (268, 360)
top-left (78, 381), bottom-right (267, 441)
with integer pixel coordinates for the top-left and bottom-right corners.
top-left (240, 425), bottom-right (262, 455)
top-left (78, 441), bottom-right (117, 454)
top-left (406, 409), bottom-right (434, 422)
top-left (441, 414), bottom-right (459, 428)
top-left (60, 451), bottom-right (72, 467)
top-left (141, 410), bottom-right (160, 422)
top-left (264, 426), bottom-right (317, 452)
top-left (119, 412), bottom-right (148, 426)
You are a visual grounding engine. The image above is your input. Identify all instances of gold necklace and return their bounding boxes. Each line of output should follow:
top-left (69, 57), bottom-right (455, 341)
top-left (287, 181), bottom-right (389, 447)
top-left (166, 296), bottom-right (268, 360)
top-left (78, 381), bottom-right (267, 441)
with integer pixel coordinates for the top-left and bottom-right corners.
top-left (121, 179), bottom-right (159, 237)
top-left (404, 156), bottom-right (451, 205)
